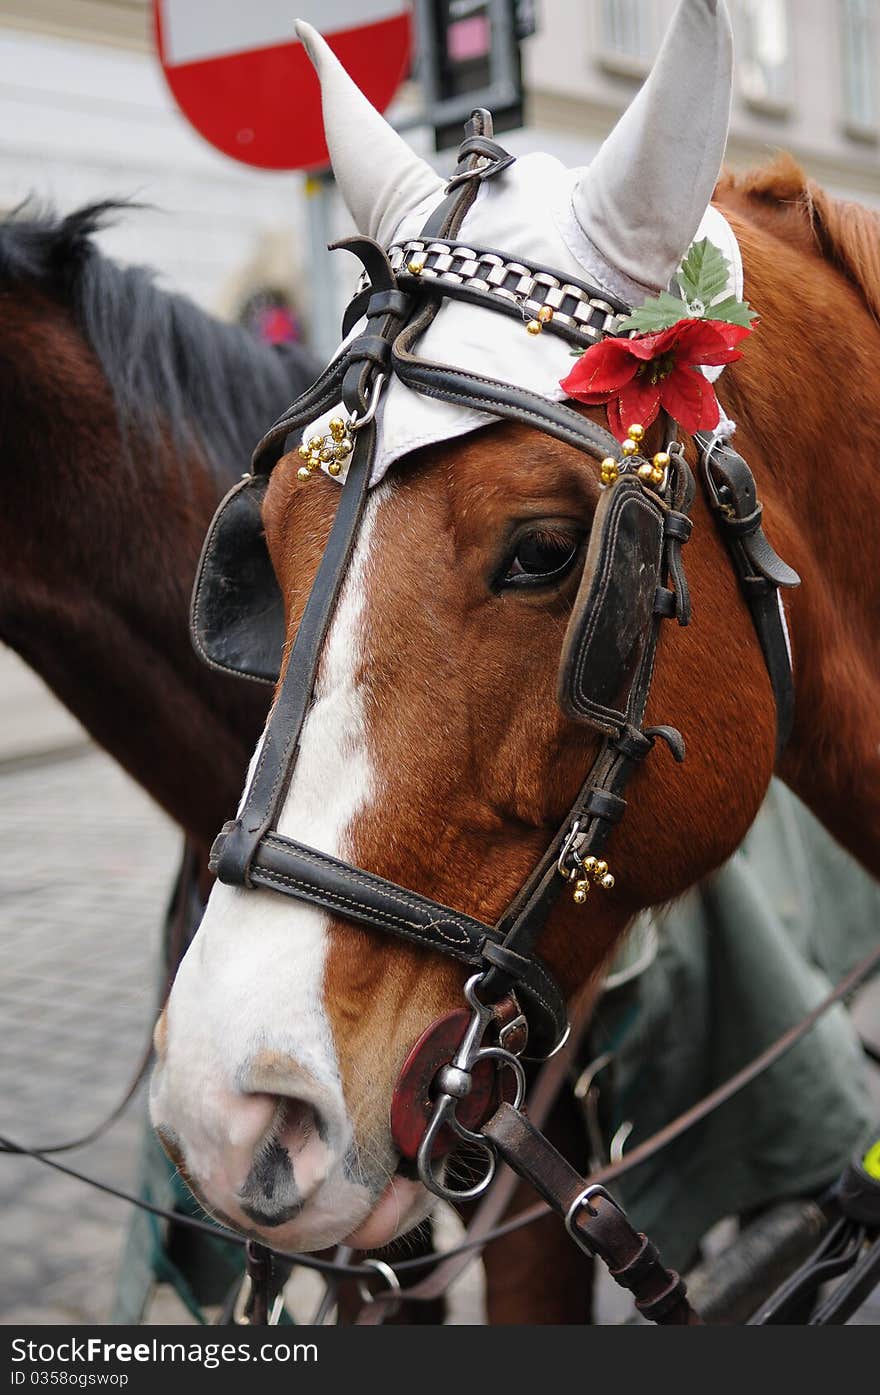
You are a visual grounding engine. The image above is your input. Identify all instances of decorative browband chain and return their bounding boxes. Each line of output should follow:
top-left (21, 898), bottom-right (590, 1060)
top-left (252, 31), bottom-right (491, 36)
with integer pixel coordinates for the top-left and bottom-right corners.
top-left (387, 237), bottom-right (630, 348)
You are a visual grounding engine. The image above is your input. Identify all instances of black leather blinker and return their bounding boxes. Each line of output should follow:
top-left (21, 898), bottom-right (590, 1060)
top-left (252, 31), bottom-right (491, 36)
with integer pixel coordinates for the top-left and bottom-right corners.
top-left (558, 476), bottom-right (665, 735)
top-left (190, 474), bottom-right (285, 686)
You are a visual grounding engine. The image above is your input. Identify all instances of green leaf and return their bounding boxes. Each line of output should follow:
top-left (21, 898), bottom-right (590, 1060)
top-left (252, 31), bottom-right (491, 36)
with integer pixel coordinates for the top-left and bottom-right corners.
top-left (676, 237), bottom-right (730, 307)
top-left (703, 295), bottom-right (758, 327)
top-left (617, 291), bottom-right (687, 334)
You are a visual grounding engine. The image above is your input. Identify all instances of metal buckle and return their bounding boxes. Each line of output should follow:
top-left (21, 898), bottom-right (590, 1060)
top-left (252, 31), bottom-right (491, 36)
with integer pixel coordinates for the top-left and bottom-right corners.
top-left (564, 1184), bottom-right (625, 1255)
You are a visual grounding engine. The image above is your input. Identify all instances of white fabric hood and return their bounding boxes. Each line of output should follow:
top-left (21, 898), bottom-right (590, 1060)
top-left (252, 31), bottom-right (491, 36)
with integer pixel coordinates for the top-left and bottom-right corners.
top-left (294, 3), bottom-right (739, 483)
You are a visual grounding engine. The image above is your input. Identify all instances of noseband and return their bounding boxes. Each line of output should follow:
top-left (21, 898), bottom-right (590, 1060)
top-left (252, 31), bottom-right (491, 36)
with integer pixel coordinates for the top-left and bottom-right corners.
top-left (192, 113), bottom-right (801, 1314)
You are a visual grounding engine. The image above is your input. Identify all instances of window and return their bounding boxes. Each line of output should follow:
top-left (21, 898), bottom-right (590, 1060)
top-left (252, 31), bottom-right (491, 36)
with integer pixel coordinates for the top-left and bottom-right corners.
top-left (597, 0), bottom-right (654, 76)
top-left (840, 0), bottom-right (877, 137)
top-left (738, 0), bottom-right (792, 113)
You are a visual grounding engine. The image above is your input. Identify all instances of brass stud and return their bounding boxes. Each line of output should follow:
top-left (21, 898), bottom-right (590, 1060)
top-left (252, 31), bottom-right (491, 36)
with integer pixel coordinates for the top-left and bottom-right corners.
top-left (626, 423), bottom-right (645, 443)
top-left (407, 258), bottom-right (425, 275)
top-left (621, 438), bottom-right (639, 457)
top-left (536, 305), bottom-right (554, 324)
top-left (526, 319), bottom-right (542, 335)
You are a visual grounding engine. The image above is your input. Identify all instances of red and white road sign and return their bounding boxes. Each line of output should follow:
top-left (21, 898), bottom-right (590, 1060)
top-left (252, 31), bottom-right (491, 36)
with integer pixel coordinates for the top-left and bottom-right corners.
top-left (153, 1), bottom-right (413, 172)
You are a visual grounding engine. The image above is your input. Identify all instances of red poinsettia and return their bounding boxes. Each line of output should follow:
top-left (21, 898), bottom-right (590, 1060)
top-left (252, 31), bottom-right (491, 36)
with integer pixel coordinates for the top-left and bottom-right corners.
top-left (560, 318), bottom-right (752, 440)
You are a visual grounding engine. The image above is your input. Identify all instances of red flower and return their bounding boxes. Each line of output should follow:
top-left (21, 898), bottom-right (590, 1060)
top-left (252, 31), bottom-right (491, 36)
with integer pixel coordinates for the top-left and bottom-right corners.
top-left (560, 318), bottom-right (752, 440)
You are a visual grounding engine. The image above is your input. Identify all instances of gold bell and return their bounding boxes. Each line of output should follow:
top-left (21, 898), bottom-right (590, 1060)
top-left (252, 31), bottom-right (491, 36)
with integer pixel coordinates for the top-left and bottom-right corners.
top-left (537, 305), bottom-right (554, 325)
top-left (582, 856), bottom-right (598, 875)
top-left (600, 457), bottom-right (619, 486)
top-left (638, 461), bottom-right (656, 483)
top-left (526, 318), bottom-right (542, 335)
top-left (407, 258), bottom-right (425, 276)
top-left (621, 437), bottom-right (639, 457)
top-left (297, 442), bottom-right (311, 460)
top-left (594, 860), bottom-right (608, 878)
top-left (296, 466), bottom-right (312, 482)
top-left (327, 460), bottom-right (343, 477)
top-left (626, 423), bottom-right (645, 443)
top-left (572, 880), bottom-right (590, 905)
top-left (600, 873), bottom-right (616, 890)
top-left (328, 416), bottom-right (347, 441)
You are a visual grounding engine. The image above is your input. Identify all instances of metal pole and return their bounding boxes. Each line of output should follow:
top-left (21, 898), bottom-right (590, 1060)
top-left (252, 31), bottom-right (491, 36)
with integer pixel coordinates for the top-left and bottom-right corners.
top-left (303, 168), bottom-right (341, 363)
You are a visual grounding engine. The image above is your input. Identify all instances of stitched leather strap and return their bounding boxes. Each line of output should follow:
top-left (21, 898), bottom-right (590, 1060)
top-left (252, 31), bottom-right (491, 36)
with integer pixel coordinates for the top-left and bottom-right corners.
top-left (210, 824), bottom-right (568, 1057)
top-left (482, 1103), bottom-right (701, 1325)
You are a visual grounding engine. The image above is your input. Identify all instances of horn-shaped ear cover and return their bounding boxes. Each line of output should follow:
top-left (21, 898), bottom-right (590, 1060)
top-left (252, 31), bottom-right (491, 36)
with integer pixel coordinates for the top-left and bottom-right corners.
top-left (295, 19), bottom-right (444, 246)
top-left (572, 0), bottom-right (734, 293)
top-left (190, 475), bottom-right (285, 687)
top-left (558, 478), bottom-right (664, 735)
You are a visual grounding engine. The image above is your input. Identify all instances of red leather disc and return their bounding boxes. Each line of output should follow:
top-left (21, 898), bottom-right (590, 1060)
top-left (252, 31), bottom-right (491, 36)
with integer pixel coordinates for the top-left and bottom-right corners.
top-left (390, 1009), bottom-right (499, 1161)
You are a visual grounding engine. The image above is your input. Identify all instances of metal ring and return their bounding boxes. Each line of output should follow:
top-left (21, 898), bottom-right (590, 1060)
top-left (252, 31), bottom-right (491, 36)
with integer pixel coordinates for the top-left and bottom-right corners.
top-left (421, 1135), bottom-right (497, 1203)
top-left (356, 1258), bottom-right (401, 1316)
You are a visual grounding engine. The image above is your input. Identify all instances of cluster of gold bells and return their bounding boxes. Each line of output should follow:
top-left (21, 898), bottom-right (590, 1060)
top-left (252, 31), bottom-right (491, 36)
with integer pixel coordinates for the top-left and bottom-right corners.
top-left (563, 856), bottom-right (615, 906)
top-left (601, 423), bottom-right (669, 489)
top-left (296, 416), bottom-right (354, 481)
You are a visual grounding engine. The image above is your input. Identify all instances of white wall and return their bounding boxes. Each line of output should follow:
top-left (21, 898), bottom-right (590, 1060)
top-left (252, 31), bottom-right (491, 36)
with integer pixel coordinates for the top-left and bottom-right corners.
top-left (0, 28), bottom-right (311, 314)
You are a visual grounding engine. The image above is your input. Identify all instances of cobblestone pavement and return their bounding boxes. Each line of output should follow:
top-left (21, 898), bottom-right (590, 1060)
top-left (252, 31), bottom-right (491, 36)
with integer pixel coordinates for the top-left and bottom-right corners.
top-left (0, 746), bottom-right (183, 1324)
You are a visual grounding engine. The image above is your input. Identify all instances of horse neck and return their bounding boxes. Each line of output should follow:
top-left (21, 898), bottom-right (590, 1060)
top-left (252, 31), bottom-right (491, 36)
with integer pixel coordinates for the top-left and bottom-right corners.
top-left (0, 287), bottom-right (267, 850)
top-left (720, 206), bottom-right (880, 877)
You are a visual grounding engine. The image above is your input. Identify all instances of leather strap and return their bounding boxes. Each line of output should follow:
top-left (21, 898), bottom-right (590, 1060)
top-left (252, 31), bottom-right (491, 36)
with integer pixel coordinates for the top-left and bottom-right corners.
top-left (697, 434), bottom-right (800, 760)
top-left (482, 1104), bottom-right (701, 1325)
top-left (215, 420), bottom-right (376, 885)
top-left (210, 825), bottom-right (567, 1057)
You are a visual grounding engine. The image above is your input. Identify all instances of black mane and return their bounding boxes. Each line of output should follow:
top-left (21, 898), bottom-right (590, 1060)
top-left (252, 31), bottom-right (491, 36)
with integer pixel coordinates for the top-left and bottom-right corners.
top-left (0, 201), bottom-right (316, 482)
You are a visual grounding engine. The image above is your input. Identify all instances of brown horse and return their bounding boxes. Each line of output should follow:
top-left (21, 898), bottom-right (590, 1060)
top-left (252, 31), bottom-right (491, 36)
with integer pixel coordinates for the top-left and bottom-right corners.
top-left (152, 5), bottom-right (879, 1314)
top-left (0, 202), bottom-right (316, 848)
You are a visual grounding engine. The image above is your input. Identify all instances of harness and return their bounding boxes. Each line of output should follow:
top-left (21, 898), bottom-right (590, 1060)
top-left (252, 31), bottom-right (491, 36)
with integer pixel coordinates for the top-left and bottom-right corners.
top-left (186, 113), bottom-right (810, 1323)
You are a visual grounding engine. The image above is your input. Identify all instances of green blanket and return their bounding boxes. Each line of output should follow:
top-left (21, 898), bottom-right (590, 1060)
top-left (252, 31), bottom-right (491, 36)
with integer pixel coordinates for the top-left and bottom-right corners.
top-left (590, 781), bottom-right (879, 1271)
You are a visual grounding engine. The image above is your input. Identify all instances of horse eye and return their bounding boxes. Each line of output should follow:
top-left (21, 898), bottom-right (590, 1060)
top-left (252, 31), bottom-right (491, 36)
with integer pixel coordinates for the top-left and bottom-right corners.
top-left (501, 528), bottom-right (581, 588)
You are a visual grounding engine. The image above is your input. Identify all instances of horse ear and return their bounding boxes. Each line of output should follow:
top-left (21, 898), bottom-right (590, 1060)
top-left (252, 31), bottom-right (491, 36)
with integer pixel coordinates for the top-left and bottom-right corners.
top-left (573, 0), bottom-right (733, 292)
top-left (295, 20), bottom-right (444, 246)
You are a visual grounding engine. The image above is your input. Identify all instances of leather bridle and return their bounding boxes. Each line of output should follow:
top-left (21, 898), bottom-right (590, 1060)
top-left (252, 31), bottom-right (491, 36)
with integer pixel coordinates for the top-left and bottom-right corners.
top-left (184, 112), bottom-right (811, 1323)
top-left (1, 114), bottom-right (877, 1329)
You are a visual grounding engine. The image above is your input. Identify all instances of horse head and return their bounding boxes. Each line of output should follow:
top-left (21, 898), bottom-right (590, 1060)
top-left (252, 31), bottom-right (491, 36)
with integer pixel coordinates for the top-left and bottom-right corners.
top-left (151, 1), bottom-right (782, 1252)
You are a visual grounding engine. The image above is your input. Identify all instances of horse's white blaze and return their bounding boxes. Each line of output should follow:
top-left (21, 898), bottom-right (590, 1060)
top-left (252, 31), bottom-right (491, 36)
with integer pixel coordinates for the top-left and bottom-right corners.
top-left (151, 487), bottom-right (392, 1242)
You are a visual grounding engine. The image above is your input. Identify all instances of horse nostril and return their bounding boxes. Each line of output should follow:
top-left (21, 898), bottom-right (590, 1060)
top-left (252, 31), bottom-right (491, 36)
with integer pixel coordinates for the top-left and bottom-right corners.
top-left (238, 1096), bottom-right (333, 1227)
